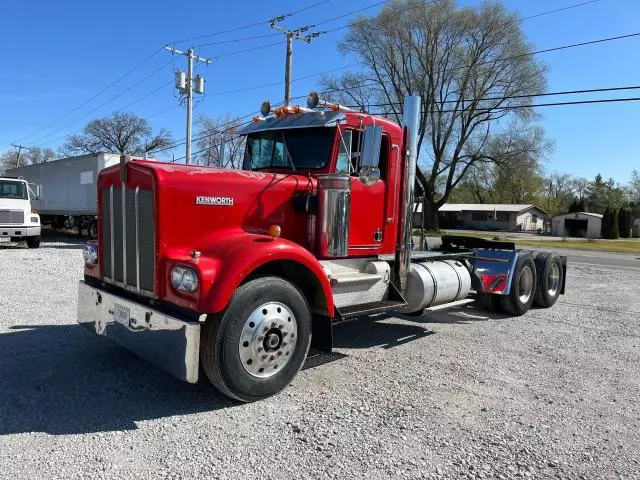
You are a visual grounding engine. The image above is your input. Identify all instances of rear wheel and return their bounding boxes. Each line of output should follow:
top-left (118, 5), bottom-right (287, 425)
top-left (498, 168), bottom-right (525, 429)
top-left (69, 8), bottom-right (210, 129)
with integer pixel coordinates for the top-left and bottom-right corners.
top-left (477, 292), bottom-right (503, 312)
top-left (200, 276), bottom-right (311, 402)
top-left (533, 252), bottom-right (563, 308)
top-left (498, 255), bottom-right (537, 316)
top-left (26, 236), bottom-right (40, 249)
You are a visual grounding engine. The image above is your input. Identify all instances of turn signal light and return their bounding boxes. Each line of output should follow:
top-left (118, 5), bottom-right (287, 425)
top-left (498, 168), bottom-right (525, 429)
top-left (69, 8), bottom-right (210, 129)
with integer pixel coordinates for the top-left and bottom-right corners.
top-left (268, 224), bottom-right (281, 239)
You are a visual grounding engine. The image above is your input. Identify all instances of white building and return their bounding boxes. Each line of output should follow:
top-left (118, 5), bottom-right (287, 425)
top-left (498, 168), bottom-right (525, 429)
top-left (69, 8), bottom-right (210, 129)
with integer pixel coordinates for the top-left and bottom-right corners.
top-left (437, 204), bottom-right (547, 232)
top-left (633, 218), bottom-right (640, 238)
top-left (551, 212), bottom-right (603, 238)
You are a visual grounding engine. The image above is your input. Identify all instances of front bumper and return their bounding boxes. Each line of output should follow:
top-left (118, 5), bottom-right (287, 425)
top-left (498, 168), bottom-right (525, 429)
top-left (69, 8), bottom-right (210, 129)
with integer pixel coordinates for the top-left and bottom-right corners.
top-left (0, 225), bottom-right (40, 238)
top-left (77, 281), bottom-right (200, 383)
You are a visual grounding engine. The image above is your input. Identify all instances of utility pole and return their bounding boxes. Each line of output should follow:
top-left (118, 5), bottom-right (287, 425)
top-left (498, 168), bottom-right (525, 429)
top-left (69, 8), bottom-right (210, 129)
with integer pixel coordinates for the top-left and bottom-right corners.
top-left (165, 46), bottom-right (211, 165)
top-left (11, 144), bottom-right (32, 167)
top-left (270, 17), bottom-right (323, 106)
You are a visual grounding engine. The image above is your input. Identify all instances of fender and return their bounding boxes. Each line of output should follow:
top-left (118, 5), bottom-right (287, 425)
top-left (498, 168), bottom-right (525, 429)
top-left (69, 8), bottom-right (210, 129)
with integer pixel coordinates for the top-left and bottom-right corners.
top-left (166, 229), bottom-right (334, 317)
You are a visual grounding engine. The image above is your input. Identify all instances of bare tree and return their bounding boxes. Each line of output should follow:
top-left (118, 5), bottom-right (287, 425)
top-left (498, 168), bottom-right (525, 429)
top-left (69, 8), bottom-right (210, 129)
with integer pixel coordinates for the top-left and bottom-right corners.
top-left (323, 0), bottom-right (549, 230)
top-left (195, 114), bottom-right (246, 169)
top-left (0, 146), bottom-right (57, 173)
top-left (61, 112), bottom-right (173, 156)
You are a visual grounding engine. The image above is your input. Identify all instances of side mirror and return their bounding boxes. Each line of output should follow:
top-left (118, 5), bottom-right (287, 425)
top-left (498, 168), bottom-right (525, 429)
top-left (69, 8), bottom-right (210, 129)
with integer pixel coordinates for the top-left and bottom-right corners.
top-left (360, 125), bottom-right (382, 169)
top-left (28, 183), bottom-right (42, 200)
top-left (359, 125), bottom-right (382, 183)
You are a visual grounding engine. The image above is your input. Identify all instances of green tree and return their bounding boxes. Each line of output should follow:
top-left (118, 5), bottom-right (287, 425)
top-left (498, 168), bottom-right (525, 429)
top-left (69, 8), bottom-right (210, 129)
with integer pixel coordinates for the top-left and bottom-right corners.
top-left (618, 207), bottom-right (631, 238)
top-left (323, 0), bottom-right (549, 230)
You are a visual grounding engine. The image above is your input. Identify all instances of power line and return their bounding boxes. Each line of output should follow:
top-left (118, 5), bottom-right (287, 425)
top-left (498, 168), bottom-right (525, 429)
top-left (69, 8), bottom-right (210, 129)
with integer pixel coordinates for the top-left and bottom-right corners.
top-left (5, 47), bottom-right (166, 148)
top-left (362, 96), bottom-right (640, 115)
top-left (194, 32), bottom-right (280, 48)
top-left (169, 0), bottom-right (332, 45)
top-left (349, 84), bottom-right (640, 108)
top-left (32, 60), bottom-right (174, 146)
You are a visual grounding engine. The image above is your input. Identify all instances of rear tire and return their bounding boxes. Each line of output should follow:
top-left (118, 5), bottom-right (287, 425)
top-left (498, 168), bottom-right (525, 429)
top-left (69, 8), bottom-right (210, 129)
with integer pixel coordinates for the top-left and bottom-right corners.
top-left (477, 292), bottom-right (503, 312)
top-left (26, 236), bottom-right (40, 249)
top-left (200, 276), bottom-right (312, 402)
top-left (498, 255), bottom-right (537, 316)
top-left (533, 252), bottom-right (563, 308)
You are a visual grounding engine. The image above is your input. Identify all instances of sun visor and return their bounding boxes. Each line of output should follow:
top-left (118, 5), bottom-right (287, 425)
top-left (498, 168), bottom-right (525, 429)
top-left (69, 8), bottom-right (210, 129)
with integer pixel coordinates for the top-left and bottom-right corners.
top-left (239, 110), bottom-right (347, 135)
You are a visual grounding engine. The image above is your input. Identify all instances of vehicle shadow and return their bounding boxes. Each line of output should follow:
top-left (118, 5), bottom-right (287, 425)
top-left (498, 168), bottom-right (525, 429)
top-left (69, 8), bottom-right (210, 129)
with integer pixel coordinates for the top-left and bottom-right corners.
top-left (0, 324), bottom-right (234, 436)
top-left (0, 315), bottom-right (449, 436)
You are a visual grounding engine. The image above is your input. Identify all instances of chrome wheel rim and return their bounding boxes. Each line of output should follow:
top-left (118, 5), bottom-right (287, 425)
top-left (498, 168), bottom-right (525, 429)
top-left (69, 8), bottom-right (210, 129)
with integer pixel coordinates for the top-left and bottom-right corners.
top-left (518, 265), bottom-right (534, 304)
top-left (239, 302), bottom-right (297, 378)
top-left (547, 263), bottom-right (561, 297)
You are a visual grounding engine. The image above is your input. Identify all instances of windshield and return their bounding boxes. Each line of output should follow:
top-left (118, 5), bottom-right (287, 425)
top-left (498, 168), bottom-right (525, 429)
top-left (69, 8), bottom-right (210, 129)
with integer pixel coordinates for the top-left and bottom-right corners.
top-left (0, 180), bottom-right (28, 200)
top-left (243, 127), bottom-right (334, 171)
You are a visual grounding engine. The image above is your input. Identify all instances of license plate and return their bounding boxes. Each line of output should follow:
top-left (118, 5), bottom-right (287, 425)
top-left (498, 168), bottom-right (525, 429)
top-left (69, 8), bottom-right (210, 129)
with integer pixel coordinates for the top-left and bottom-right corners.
top-left (113, 303), bottom-right (130, 326)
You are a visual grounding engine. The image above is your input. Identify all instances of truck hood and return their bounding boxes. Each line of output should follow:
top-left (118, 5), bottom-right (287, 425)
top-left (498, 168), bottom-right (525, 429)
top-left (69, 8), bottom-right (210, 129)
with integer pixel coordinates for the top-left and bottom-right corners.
top-left (0, 198), bottom-right (30, 211)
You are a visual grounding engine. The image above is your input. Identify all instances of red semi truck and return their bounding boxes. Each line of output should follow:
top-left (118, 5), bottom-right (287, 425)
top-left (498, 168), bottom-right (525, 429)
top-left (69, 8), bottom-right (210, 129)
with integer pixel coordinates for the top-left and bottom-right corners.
top-left (78, 94), bottom-right (566, 402)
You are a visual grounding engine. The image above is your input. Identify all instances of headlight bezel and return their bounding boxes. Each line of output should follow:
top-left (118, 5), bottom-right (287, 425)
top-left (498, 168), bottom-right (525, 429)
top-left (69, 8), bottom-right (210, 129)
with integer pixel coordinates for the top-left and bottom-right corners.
top-left (170, 265), bottom-right (199, 293)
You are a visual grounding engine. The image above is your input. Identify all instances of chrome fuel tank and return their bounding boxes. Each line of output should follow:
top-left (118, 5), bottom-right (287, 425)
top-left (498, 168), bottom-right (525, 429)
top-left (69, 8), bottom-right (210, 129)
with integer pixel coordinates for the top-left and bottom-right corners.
top-left (404, 260), bottom-right (472, 313)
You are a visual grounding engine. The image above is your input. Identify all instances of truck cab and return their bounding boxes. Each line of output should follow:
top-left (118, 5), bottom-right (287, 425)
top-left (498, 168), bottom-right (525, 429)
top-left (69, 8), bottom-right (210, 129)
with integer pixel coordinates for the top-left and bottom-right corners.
top-left (0, 177), bottom-right (41, 248)
top-left (77, 95), bottom-right (566, 402)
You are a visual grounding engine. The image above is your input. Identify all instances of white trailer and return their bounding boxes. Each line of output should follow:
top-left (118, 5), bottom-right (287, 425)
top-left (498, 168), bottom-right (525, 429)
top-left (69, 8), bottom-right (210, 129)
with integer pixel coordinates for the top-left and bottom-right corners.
top-left (6, 153), bottom-right (121, 237)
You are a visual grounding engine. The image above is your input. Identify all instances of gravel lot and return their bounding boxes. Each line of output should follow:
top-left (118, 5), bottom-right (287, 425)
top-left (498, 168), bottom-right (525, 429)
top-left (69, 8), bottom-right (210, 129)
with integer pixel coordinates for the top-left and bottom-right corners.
top-left (1, 238), bottom-right (639, 480)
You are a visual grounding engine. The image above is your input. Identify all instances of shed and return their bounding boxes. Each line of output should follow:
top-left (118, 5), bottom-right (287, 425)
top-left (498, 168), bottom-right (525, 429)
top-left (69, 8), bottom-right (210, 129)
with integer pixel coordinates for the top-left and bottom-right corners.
top-left (551, 212), bottom-right (603, 238)
top-left (437, 203), bottom-right (547, 232)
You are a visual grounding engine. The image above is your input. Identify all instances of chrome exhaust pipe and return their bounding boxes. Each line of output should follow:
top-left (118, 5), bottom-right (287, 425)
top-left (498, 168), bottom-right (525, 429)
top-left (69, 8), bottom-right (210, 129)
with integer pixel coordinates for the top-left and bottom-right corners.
top-left (395, 95), bottom-right (421, 292)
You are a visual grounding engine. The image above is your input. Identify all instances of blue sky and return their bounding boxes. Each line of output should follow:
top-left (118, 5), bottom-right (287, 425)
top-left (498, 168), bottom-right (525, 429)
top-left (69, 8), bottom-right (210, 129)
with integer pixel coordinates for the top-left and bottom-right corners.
top-left (1, 0), bottom-right (639, 183)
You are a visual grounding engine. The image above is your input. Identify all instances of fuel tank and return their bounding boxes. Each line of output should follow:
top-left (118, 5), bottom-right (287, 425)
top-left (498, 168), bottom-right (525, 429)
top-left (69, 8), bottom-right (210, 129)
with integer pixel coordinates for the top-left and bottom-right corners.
top-left (404, 260), bottom-right (472, 313)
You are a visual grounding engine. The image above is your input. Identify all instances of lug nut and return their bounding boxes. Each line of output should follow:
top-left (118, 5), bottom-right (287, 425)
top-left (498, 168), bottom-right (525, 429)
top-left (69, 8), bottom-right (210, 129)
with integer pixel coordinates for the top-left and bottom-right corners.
top-left (271, 322), bottom-right (276, 328)
top-left (262, 355), bottom-right (267, 360)
top-left (277, 351), bottom-right (282, 356)
top-left (258, 336), bottom-right (263, 341)
top-left (270, 355), bottom-right (275, 361)
top-left (282, 332), bottom-right (288, 337)
top-left (257, 347), bottom-right (263, 352)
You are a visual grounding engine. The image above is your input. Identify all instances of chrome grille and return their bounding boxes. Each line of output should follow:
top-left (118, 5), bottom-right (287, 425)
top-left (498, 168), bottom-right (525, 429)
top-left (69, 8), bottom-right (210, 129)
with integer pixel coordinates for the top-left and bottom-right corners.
top-left (0, 210), bottom-right (24, 224)
top-left (102, 186), bottom-right (155, 295)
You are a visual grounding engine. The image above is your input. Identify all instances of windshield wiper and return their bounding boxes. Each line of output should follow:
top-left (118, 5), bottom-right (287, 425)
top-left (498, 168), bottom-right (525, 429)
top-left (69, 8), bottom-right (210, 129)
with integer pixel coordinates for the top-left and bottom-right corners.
top-left (280, 133), bottom-right (296, 173)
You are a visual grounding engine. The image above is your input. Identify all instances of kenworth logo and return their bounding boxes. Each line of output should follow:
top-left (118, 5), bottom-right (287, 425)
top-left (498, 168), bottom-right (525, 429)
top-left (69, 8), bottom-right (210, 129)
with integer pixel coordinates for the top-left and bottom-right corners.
top-left (195, 196), bottom-right (234, 206)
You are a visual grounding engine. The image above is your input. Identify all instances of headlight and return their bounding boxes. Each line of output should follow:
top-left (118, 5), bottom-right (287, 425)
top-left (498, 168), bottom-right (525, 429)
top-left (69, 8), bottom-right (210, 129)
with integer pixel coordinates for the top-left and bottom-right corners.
top-left (30, 216), bottom-right (39, 223)
top-left (170, 266), bottom-right (199, 293)
top-left (83, 243), bottom-right (98, 264)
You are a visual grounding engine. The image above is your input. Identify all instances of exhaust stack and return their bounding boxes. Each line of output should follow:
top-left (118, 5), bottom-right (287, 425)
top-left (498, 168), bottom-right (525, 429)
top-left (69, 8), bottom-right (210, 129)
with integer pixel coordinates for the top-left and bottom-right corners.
top-left (395, 95), bottom-right (421, 292)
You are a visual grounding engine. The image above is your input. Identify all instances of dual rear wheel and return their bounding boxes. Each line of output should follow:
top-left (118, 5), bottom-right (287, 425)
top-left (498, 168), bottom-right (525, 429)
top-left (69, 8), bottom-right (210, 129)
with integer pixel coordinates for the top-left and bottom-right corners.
top-left (478, 252), bottom-right (563, 316)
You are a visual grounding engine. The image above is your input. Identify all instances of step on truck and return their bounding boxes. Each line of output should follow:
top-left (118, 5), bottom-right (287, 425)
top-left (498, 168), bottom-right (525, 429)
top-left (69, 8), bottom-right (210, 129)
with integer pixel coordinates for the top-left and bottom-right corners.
top-left (77, 94), bottom-right (567, 402)
top-left (0, 176), bottom-right (41, 248)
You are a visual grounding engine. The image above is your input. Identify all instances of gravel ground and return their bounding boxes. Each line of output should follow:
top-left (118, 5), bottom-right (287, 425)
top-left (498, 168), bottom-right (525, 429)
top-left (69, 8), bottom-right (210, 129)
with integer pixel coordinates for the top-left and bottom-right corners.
top-left (1, 237), bottom-right (639, 480)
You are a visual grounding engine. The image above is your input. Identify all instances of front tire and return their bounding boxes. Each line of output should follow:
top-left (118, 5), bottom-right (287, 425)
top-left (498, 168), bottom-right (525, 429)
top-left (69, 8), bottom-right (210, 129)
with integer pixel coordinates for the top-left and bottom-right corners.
top-left (26, 236), bottom-right (40, 249)
top-left (498, 255), bottom-right (537, 316)
top-left (200, 276), bottom-right (312, 402)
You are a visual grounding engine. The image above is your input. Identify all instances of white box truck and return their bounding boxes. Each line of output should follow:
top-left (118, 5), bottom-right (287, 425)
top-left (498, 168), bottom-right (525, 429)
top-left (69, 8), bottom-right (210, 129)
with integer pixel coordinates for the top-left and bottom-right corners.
top-left (0, 177), bottom-right (42, 248)
top-left (6, 153), bottom-right (121, 237)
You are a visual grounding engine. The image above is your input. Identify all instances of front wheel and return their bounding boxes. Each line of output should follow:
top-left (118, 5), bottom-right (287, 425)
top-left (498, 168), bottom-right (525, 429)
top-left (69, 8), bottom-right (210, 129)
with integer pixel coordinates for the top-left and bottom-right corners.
top-left (26, 236), bottom-right (40, 249)
top-left (200, 276), bottom-right (312, 402)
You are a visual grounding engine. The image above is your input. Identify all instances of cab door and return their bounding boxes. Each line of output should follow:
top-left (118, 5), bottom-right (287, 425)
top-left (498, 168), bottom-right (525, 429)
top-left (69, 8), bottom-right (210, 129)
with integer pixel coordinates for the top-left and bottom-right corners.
top-left (341, 128), bottom-right (391, 255)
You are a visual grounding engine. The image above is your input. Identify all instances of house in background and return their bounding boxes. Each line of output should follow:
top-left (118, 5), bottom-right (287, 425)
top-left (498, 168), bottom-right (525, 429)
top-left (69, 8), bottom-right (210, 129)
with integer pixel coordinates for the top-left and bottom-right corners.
top-left (437, 203), bottom-right (547, 232)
